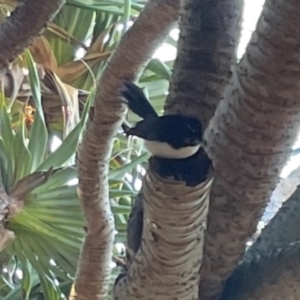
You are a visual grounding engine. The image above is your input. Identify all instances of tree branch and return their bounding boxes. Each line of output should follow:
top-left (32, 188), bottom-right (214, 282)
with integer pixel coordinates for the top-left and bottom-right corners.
top-left (244, 186), bottom-right (300, 261)
top-left (200, 0), bottom-right (300, 298)
top-left (222, 242), bottom-right (300, 299)
top-left (165, 0), bottom-right (243, 129)
top-left (261, 164), bottom-right (300, 224)
top-left (0, 0), bottom-right (65, 74)
top-left (73, 0), bottom-right (180, 298)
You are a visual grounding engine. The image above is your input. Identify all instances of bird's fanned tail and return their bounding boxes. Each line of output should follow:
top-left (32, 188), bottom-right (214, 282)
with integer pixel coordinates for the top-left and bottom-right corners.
top-left (121, 81), bottom-right (158, 119)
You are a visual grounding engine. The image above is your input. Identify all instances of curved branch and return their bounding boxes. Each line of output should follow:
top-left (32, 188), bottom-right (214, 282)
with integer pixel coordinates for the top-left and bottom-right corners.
top-left (244, 186), bottom-right (300, 261)
top-left (200, 0), bottom-right (300, 298)
top-left (222, 242), bottom-right (300, 300)
top-left (0, 0), bottom-right (65, 74)
top-left (73, 0), bottom-right (180, 298)
top-left (165, 0), bottom-right (243, 129)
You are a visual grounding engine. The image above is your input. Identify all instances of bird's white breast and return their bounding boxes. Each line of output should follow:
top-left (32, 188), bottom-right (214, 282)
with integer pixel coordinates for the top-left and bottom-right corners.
top-left (144, 140), bottom-right (200, 159)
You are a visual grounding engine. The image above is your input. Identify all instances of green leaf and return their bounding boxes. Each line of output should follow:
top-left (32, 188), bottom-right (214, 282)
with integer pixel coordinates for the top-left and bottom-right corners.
top-left (36, 88), bottom-right (94, 171)
top-left (111, 204), bottom-right (132, 214)
top-left (23, 50), bottom-right (48, 171)
top-left (0, 137), bottom-right (12, 190)
top-left (146, 59), bottom-right (172, 80)
top-left (28, 111), bottom-right (48, 172)
top-left (36, 239), bottom-right (76, 276)
top-left (23, 51), bottom-right (44, 121)
top-left (109, 153), bottom-right (149, 180)
top-left (32, 167), bottom-right (77, 194)
top-left (3, 288), bottom-right (21, 300)
top-left (13, 122), bottom-right (32, 182)
top-left (114, 214), bottom-right (127, 230)
top-left (13, 247), bottom-right (33, 300)
top-left (66, 0), bottom-right (143, 13)
top-left (0, 94), bottom-right (15, 189)
top-left (165, 34), bottom-right (178, 47)
top-left (21, 261), bottom-right (34, 300)
top-left (38, 274), bottom-right (60, 300)
top-left (26, 236), bottom-right (70, 282)
top-left (109, 189), bottom-right (136, 198)
top-left (29, 185), bottom-right (78, 201)
top-left (121, 0), bottom-right (131, 34)
top-left (10, 212), bottom-right (82, 248)
top-left (0, 92), bottom-right (15, 148)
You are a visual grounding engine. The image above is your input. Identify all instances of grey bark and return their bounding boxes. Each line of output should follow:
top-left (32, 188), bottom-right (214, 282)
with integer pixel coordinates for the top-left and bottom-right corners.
top-left (0, 0), bottom-right (65, 74)
top-left (200, 0), bottom-right (300, 298)
top-left (222, 242), bottom-right (300, 300)
top-left (165, 0), bottom-right (244, 129)
top-left (244, 186), bottom-right (300, 261)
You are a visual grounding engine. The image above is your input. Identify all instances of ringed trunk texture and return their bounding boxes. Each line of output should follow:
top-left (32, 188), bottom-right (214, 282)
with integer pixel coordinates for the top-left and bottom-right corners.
top-left (165, 0), bottom-right (244, 129)
top-left (200, 0), bottom-right (300, 298)
top-left (114, 166), bottom-right (213, 299)
top-left (74, 0), bottom-right (180, 299)
top-left (0, 0), bottom-right (65, 74)
top-left (222, 242), bottom-right (300, 300)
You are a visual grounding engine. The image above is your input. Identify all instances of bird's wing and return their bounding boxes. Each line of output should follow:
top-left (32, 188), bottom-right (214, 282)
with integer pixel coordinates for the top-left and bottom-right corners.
top-left (124, 118), bottom-right (159, 140)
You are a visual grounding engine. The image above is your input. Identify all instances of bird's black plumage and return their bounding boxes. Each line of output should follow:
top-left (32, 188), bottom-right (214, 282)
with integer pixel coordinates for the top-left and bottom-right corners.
top-left (120, 81), bottom-right (203, 159)
top-left (121, 81), bottom-right (158, 119)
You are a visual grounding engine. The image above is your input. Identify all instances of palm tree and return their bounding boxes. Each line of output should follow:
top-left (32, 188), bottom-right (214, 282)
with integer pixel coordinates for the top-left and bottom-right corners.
top-left (1, 0), bottom-right (300, 299)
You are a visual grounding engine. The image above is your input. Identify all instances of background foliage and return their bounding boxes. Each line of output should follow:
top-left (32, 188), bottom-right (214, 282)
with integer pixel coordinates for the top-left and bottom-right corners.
top-left (0, 0), bottom-right (176, 298)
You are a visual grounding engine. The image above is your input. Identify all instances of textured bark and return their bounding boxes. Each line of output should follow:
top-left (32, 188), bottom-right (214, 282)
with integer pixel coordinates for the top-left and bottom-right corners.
top-left (222, 242), bottom-right (300, 300)
top-left (262, 163), bottom-right (300, 224)
top-left (0, 0), bottom-right (65, 74)
top-left (73, 0), bottom-right (180, 299)
top-left (114, 165), bottom-right (213, 299)
top-left (200, 0), bottom-right (300, 298)
top-left (127, 193), bottom-right (144, 256)
top-left (165, 0), bottom-right (243, 129)
top-left (244, 186), bottom-right (300, 261)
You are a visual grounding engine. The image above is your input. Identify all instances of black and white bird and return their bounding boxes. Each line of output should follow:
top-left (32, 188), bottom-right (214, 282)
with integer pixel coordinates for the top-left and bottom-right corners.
top-left (121, 81), bottom-right (203, 159)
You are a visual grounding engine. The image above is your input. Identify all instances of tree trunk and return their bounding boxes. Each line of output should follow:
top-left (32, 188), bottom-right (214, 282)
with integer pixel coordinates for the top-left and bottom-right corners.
top-left (114, 159), bottom-right (213, 299)
top-left (200, 0), bottom-right (300, 298)
top-left (0, 0), bottom-right (65, 74)
top-left (165, 0), bottom-right (243, 129)
top-left (73, 0), bottom-right (180, 299)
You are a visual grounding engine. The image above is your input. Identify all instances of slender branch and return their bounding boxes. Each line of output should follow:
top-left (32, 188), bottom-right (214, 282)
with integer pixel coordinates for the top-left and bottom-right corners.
top-left (0, 0), bottom-right (65, 74)
top-left (200, 0), bottom-right (300, 298)
top-left (73, 0), bottom-right (180, 298)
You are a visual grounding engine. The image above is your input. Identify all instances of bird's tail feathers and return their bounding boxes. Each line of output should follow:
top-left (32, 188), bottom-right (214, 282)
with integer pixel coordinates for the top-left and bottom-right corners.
top-left (121, 81), bottom-right (158, 119)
